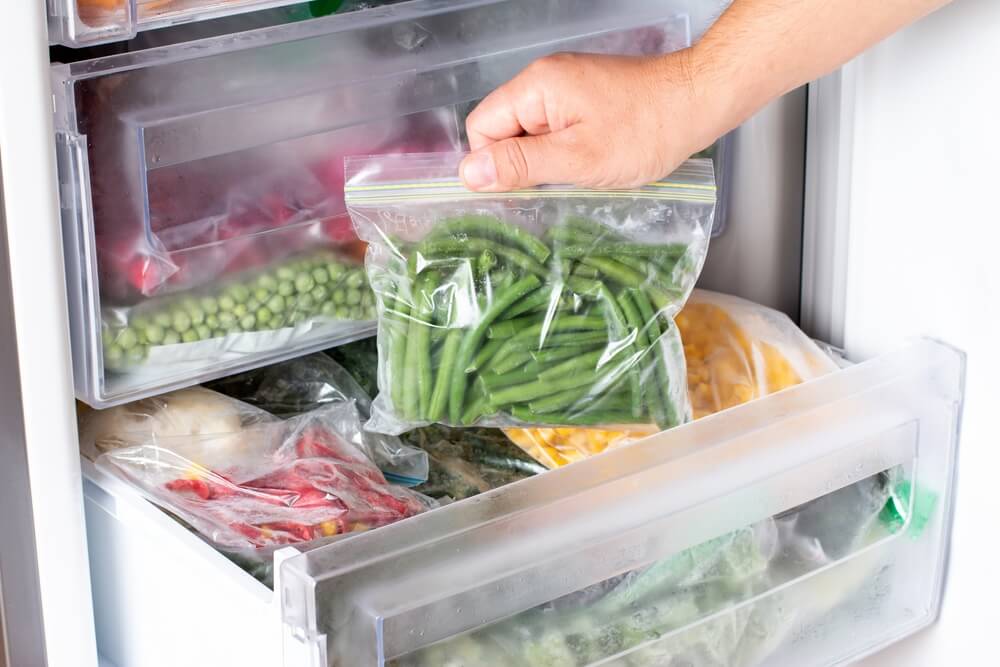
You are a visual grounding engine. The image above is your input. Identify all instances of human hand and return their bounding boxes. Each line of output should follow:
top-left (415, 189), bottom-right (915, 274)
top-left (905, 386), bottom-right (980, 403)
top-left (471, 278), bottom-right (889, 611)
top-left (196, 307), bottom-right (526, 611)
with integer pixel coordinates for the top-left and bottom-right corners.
top-left (460, 51), bottom-right (728, 191)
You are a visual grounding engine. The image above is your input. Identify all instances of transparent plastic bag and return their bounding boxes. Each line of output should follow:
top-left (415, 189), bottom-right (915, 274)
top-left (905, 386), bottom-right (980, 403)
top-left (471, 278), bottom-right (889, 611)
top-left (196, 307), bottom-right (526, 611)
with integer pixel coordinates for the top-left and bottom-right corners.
top-left (345, 153), bottom-right (716, 434)
top-left (504, 289), bottom-right (840, 468)
top-left (94, 401), bottom-right (433, 559)
top-left (206, 353), bottom-right (429, 485)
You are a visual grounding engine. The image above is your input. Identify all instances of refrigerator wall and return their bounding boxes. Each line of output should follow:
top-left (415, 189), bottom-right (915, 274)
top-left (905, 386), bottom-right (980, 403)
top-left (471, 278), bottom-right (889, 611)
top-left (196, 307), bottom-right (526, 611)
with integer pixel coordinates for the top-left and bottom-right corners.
top-left (802, 1), bottom-right (1000, 664)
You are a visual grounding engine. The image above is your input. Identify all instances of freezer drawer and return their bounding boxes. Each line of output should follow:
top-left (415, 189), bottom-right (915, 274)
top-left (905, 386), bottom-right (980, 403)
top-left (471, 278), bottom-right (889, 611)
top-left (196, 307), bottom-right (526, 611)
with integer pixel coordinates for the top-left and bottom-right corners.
top-left (47, 0), bottom-right (311, 47)
top-left (52, 0), bottom-right (693, 408)
top-left (280, 338), bottom-right (963, 667)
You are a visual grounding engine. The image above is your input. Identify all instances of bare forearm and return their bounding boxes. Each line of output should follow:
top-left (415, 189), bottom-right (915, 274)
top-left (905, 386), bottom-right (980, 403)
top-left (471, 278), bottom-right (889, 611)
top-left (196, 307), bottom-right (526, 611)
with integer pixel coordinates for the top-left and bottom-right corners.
top-left (686, 0), bottom-right (953, 134)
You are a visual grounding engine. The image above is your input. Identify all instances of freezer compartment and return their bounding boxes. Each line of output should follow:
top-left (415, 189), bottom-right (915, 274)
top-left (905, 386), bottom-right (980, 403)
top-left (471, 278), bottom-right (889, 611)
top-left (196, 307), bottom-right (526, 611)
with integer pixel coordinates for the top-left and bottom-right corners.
top-left (47, 0), bottom-right (310, 47)
top-left (280, 338), bottom-right (963, 667)
top-left (53, 0), bottom-right (693, 408)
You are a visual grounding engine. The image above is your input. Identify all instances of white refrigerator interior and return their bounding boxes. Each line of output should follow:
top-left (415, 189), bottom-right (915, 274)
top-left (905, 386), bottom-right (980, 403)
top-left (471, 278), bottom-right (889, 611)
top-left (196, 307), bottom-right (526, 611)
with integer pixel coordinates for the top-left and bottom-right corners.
top-left (0, 1), bottom-right (994, 666)
top-left (806, 1), bottom-right (1000, 663)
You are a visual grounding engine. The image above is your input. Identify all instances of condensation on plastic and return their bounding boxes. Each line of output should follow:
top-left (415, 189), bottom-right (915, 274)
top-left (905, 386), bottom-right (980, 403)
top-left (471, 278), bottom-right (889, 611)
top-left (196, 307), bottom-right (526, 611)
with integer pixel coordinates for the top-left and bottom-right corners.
top-left (91, 397), bottom-right (433, 561)
top-left (345, 153), bottom-right (715, 434)
top-left (206, 353), bottom-right (429, 485)
top-left (52, 0), bottom-right (694, 408)
top-left (504, 289), bottom-right (840, 467)
top-left (394, 472), bottom-right (896, 667)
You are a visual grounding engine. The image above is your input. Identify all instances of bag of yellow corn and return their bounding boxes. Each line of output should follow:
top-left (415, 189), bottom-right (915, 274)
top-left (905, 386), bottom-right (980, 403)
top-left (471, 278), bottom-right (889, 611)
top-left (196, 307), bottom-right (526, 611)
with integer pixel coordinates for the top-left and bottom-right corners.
top-left (504, 289), bottom-right (839, 467)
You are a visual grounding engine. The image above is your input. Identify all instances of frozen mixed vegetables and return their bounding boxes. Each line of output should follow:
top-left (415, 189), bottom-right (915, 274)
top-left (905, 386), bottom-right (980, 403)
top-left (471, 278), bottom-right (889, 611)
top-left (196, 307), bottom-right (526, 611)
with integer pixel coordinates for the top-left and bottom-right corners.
top-left (346, 154), bottom-right (716, 433)
top-left (101, 251), bottom-right (375, 371)
top-left (87, 389), bottom-right (433, 560)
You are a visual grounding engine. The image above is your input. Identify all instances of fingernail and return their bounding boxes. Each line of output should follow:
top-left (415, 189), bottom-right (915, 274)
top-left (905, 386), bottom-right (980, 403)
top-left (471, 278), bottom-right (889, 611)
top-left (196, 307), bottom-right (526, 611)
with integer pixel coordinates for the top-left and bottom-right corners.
top-left (462, 152), bottom-right (497, 190)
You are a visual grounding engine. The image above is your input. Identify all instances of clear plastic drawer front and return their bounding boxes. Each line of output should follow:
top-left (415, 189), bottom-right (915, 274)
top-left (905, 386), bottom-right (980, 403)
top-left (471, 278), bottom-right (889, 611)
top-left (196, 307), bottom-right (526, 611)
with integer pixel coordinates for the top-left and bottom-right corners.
top-left (280, 338), bottom-right (964, 667)
top-left (52, 0), bottom-right (693, 407)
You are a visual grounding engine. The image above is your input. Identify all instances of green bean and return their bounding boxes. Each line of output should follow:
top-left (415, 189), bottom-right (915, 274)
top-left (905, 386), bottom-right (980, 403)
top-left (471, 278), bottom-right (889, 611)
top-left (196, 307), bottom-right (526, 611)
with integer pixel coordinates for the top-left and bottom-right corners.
top-left (478, 367), bottom-right (540, 393)
top-left (555, 242), bottom-right (687, 260)
top-left (401, 274), bottom-right (434, 420)
top-left (487, 314), bottom-right (544, 340)
top-left (630, 289), bottom-right (677, 429)
top-left (528, 380), bottom-right (631, 414)
top-left (499, 331), bottom-right (610, 357)
top-left (510, 406), bottom-right (636, 426)
top-left (428, 214), bottom-right (552, 264)
top-left (467, 338), bottom-right (504, 373)
top-left (448, 275), bottom-right (542, 423)
top-left (487, 362), bottom-right (626, 407)
top-left (616, 290), bottom-right (652, 419)
top-left (561, 215), bottom-right (627, 240)
top-left (461, 394), bottom-right (492, 426)
top-left (412, 238), bottom-right (548, 278)
top-left (428, 329), bottom-right (463, 421)
top-left (537, 349), bottom-right (607, 382)
top-left (502, 285), bottom-right (557, 320)
top-left (581, 256), bottom-right (647, 288)
top-left (508, 315), bottom-right (608, 344)
top-left (530, 344), bottom-right (603, 366)
top-left (491, 350), bottom-right (535, 375)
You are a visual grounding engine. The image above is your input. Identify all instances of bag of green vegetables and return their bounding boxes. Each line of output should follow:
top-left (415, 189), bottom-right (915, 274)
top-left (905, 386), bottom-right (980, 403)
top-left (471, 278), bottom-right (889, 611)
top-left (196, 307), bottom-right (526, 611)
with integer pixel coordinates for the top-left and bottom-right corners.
top-left (345, 153), bottom-right (716, 434)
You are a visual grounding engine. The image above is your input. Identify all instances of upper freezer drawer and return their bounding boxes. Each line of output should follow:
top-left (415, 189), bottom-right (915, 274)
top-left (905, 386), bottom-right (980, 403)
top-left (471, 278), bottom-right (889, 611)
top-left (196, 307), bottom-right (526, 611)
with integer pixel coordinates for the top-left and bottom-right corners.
top-left (47, 0), bottom-right (309, 47)
top-left (280, 338), bottom-right (964, 667)
top-left (52, 0), bottom-right (693, 408)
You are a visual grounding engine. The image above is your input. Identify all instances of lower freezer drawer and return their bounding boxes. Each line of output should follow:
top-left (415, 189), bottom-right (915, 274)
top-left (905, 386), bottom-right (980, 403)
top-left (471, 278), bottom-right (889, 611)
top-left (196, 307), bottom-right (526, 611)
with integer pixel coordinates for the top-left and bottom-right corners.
top-left (279, 338), bottom-right (963, 667)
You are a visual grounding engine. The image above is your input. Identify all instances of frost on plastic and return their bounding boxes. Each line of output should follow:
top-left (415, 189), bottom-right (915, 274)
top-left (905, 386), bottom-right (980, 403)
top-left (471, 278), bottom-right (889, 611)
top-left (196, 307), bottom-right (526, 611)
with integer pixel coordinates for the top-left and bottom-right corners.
top-left (394, 471), bottom-right (903, 667)
top-left (345, 153), bottom-right (716, 434)
top-left (504, 289), bottom-right (840, 467)
top-left (82, 388), bottom-right (433, 560)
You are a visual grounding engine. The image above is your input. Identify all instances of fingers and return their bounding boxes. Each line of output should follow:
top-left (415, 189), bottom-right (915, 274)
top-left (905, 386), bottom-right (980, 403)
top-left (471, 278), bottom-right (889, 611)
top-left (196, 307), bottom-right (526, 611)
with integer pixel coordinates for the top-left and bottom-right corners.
top-left (466, 75), bottom-right (552, 151)
top-left (461, 130), bottom-right (591, 191)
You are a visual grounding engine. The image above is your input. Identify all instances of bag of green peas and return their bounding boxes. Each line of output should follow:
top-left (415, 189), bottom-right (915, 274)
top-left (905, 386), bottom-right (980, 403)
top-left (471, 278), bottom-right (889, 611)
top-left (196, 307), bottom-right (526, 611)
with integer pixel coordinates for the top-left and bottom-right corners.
top-left (345, 153), bottom-right (716, 435)
top-left (100, 251), bottom-right (378, 374)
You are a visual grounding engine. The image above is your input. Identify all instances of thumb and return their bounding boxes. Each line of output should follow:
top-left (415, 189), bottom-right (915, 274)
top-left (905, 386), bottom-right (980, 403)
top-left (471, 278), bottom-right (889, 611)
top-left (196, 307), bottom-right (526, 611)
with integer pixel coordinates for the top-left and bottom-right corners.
top-left (460, 131), bottom-right (587, 192)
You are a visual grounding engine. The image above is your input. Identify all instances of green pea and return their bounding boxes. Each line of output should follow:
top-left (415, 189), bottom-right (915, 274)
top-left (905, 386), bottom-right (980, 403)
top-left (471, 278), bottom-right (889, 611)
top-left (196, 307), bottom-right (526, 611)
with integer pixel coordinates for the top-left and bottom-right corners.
top-left (321, 302), bottom-right (337, 317)
top-left (278, 281), bottom-right (294, 297)
top-left (312, 267), bottom-right (330, 285)
top-left (345, 270), bottom-right (365, 289)
top-left (311, 285), bottom-right (329, 304)
top-left (267, 294), bottom-right (286, 314)
top-left (225, 326), bottom-right (241, 336)
top-left (295, 273), bottom-right (315, 294)
top-left (104, 345), bottom-right (124, 368)
top-left (117, 327), bottom-right (139, 350)
top-left (296, 293), bottom-right (316, 312)
top-left (219, 295), bottom-right (236, 312)
top-left (253, 287), bottom-right (270, 303)
top-left (246, 299), bottom-right (261, 313)
top-left (227, 284), bottom-right (250, 303)
top-left (233, 303), bottom-right (248, 318)
top-left (218, 311), bottom-right (237, 328)
top-left (361, 291), bottom-right (373, 308)
top-left (187, 307), bottom-right (205, 326)
top-left (288, 311), bottom-right (306, 326)
top-left (181, 329), bottom-right (199, 343)
top-left (213, 329), bottom-right (227, 339)
top-left (327, 262), bottom-right (346, 282)
top-left (349, 306), bottom-right (363, 320)
top-left (276, 267), bottom-right (295, 281)
top-left (256, 307), bottom-right (273, 325)
top-left (365, 305), bottom-right (376, 319)
top-left (196, 324), bottom-right (212, 340)
top-left (256, 274), bottom-right (278, 292)
top-left (346, 290), bottom-right (362, 305)
top-left (162, 330), bottom-right (181, 346)
top-left (200, 297), bottom-right (219, 315)
top-left (144, 324), bottom-right (165, 345)
top-left (125, 345), bottom-right (147, 365)
top-left (334, 305), bottom-right (350, 319)
top-left (333, 288), bottom-right (347, 304)
top-left (205, 314), bottom-right (219, 329)
top-left (171, 309), bottom-right (192, 333)
top-left (240, 314), bottom-right (256, 330)
top-left (153, 312), bottom-right (172, 329)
